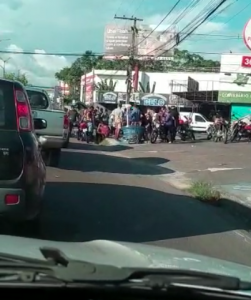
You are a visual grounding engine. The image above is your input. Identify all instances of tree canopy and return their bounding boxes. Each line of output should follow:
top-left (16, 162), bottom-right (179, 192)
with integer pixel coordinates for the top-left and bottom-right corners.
top-left (55, 48), bottom-right (220, 90)
top-left (5, 71), bottom-right (29, 86)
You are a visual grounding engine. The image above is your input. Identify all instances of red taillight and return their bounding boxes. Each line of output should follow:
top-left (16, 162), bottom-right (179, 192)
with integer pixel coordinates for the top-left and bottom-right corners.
top-left (64, 114), bottom-right (69, 129)
top-left (14, 89), bottom-right (33, 131)
top-left (5, 194), bottom-right (20, 205)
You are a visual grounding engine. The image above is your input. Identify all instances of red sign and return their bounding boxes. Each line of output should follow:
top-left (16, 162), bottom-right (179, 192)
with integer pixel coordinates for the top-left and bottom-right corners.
top-left (242, 56), bottom-right (251, 67)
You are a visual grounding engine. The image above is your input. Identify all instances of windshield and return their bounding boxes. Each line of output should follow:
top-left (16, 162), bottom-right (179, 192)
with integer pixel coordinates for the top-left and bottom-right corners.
top-left (26, 89), bottom-right (49, 109)
top-left (1, 0), bottom-right (251, 293)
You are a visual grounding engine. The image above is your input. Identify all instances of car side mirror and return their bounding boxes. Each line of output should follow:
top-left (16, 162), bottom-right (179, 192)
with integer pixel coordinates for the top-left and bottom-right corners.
top-left (34, 118), bottom-right (47, 130)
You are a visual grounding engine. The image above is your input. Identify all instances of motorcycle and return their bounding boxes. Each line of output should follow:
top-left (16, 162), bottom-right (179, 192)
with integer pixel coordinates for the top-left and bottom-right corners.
top-left (230, 120), bottom-right (251, 142)
top-left (209, 121), bottom-right (229, 144)
top-left (150, 123), bottom-right (166, 144)
top-left (177, 124), bottom-right (195, 141)
top-left (143, 123), bottom-right (152, 142)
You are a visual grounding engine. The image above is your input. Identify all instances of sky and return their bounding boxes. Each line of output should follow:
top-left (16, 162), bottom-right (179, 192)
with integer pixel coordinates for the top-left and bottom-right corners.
top-left (0, 0), bottom-right (250, 86)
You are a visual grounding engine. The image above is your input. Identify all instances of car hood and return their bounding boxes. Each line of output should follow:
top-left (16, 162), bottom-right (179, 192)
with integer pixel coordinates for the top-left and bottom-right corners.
top-left (1, 235), bottom-right (251, 282)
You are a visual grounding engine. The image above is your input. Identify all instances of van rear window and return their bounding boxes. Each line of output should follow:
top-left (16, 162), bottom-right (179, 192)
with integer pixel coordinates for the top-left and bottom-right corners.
top-left (26, 89), bottom-right (49, 109)
top-left (0, 80), bottom-right (17, 130)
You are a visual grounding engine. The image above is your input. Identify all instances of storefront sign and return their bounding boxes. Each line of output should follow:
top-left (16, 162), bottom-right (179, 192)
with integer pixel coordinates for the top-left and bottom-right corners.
top-left (98, 92), bottom-right (117, 103)
top-left (218, 91), bottom-right (251, 103)
top-left (140, 94), bottom-right (167, 106)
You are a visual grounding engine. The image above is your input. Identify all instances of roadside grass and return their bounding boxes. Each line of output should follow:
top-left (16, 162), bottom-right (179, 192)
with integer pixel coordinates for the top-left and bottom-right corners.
top-left (189, 181), bottom-right (221, 203)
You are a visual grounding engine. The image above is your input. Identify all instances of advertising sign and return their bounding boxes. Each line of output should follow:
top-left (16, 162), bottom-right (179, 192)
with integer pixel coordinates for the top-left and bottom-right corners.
top-left (243, 18), bottom-right (251, 51)
top-left (218, 91), bottom-right (251, 103)
top-left (98, 92), bottom-right (118, 103)
top-left (241, 55), bottom-right (251, 68)
top-left (219, 54), bottom-right (251, 103)
top-left (140, 93), bottom-right (167, 106)
top-left (104, 25), bottom-right (132, 56)
top-left (104, 24), bottom-right (176, 60)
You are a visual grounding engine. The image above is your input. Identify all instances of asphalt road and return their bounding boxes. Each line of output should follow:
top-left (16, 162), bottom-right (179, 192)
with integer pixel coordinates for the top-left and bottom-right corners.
top-left (18, 140), bottom-right (251, 266)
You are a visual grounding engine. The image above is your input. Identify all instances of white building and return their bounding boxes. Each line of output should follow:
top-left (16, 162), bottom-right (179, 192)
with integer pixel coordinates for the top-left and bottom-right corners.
top-left (219, 53), bottom-right (251, 103)
top-left (80, 69), bottom-right (220, 105)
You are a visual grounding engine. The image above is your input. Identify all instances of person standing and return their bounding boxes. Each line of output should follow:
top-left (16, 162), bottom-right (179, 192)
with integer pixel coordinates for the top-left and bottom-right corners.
top-left (111, 103), bottom-right (124, 140)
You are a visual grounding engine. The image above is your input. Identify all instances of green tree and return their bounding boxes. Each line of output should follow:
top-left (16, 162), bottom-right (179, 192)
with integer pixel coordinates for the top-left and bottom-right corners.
top-left (4, 71), bottom-right (29, 85)
top-left (95, 78), bottom-right (117, 92)
top-left (169, 49), bottom-right (220, 71)
top-left (54, 49), bottom-right (220, 92)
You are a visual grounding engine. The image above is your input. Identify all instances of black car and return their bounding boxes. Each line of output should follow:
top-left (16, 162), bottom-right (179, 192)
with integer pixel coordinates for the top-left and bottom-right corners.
top-left (0, 79), bottom-right (46, 230)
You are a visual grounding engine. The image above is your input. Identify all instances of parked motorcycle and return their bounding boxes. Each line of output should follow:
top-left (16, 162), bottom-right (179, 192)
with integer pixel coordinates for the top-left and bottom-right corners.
top-left (143, 123), bottom-right (152, 142)
top-left (177, 125), bottom-right (195, 141)
top-left (150, 123), bottom-right (166, 143)
top-left (209, 121), bottom-right (229, 144)
top-left (230, 120), bottom-right (251, 142)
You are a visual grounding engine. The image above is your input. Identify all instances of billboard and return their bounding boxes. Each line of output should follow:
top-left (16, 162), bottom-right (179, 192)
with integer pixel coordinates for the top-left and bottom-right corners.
top-left (104, 24), bottom-right (177, 60)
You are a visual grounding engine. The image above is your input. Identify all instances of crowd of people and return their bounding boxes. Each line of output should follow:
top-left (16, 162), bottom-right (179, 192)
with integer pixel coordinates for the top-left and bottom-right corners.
top-left (65, 103), bottom-right (191, 143)
top-left (109, 103), bottom-right (183, 143)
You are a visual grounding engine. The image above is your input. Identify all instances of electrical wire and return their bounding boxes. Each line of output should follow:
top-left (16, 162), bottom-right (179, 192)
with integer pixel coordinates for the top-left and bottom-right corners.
top-left (177, 1), bottom-right (251, 46)
top-left (134, 0), bottom-right (182, 49)
top-left (141, 0), bottom-right (214, 56)
top-left (146, 0), bottom-right (229, 57)
top-left (0, 48), bottom-right (245, 57)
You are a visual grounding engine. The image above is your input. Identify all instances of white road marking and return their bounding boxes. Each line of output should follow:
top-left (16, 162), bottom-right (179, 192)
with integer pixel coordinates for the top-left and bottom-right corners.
top-left (207, 167), bottom-right (243, 172)
top-left (233, 186), bottom-right (251, 191)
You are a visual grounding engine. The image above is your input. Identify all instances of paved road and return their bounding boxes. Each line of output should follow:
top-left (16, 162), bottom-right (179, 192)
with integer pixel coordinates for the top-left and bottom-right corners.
top-left (18, 140), bottom-right (251, 267)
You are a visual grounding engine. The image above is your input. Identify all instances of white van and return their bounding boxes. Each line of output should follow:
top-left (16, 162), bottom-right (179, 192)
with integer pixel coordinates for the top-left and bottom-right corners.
top-left (179, 112), bottom-right (213, 133)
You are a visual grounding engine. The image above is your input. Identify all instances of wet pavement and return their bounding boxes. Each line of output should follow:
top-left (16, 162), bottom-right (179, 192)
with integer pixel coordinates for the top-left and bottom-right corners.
top-left (17, 139), bottom-right (251, 267)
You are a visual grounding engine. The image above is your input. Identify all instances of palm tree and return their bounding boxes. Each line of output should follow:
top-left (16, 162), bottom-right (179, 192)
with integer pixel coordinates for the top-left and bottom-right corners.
top-left (95, 78), bottom-right (117, 92)
top-left (138, 81), bottom-right (156, 93)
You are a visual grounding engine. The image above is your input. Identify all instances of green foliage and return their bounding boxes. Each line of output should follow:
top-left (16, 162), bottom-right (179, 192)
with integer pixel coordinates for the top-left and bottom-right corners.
top-left (95, 78), bottom-right (117, 92)
top-left (189, 181), bottom-right (221, 202)
top-left (5, 71), bottom-right (29, 85)
top-left (139, 81), bottom-right (156, 93)
top-left (54, 49), bottom-right (220, 95)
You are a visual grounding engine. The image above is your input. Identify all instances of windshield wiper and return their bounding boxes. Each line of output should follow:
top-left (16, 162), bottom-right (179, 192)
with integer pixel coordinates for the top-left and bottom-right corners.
top-left (0, 247), bottom-right (250, 292)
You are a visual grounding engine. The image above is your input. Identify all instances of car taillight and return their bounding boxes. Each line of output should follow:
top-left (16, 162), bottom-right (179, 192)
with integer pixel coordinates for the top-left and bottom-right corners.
top-left (64, 115), bottom-right (69, 129)
top-left (14, 89), bottom-right (32, 131)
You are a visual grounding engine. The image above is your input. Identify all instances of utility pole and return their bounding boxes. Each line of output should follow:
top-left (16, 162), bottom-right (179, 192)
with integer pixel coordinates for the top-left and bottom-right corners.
top-left (114, 15), bottom-right (143, 118)
top-left (0, 57), bottom-right (10, 78)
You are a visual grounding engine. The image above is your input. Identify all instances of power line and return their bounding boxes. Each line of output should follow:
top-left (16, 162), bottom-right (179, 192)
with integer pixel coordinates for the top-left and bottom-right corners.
top-left (183, 1), bottom-right (251, 46)
top-left (0, 48), bottom-right (245, 57)
top-left (133, 0), bottom-right (181, 49)
top-left (146, 0), bottom-right (229, 57)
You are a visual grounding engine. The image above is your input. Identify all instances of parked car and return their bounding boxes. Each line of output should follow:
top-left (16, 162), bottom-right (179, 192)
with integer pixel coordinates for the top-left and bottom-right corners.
top-left (0, 79), bottom-right (46, 230)
top-left (179, 112), bottom-right (213, 139)
top-left (25, 87), bottom-right (70, 167)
